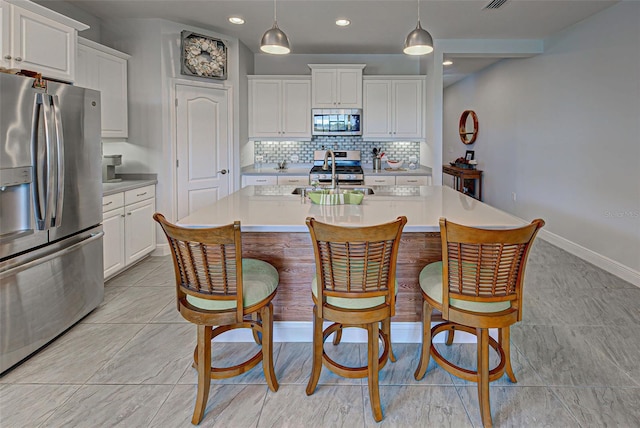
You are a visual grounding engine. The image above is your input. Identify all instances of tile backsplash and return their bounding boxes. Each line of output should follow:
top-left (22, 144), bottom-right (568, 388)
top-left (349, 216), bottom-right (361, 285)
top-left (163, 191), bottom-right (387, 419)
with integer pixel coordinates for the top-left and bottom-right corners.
top-left (254, 137), bottom-right (420, 164)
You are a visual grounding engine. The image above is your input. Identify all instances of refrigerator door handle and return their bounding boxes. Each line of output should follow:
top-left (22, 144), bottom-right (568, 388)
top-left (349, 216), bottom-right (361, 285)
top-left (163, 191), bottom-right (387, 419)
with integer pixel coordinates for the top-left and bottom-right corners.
top-left (0, 231), bottom-right (104, 278)
top-left (41, 94), bottom-right (56, 229)
top-left (30, 93), bottom-right (54, 231)
top-left (51, 95), bottom-right (65, 227)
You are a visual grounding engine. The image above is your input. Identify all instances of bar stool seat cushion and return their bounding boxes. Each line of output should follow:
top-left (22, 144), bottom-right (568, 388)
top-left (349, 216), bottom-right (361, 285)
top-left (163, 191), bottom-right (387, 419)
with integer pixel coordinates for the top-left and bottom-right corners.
top-left (187, 259), bottom-right (279, 310)
top-left (312, 276), bottom-right (398, 309)
top-left (419, 262), bottom-right (511, 313)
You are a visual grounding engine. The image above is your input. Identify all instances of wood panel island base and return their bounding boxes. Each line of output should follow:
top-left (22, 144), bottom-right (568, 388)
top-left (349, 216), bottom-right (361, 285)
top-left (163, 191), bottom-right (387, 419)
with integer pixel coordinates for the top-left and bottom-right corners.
top-left (242, 231), bottom-right (441, 322)
top-left (179, 185), bottom-right (526, 325)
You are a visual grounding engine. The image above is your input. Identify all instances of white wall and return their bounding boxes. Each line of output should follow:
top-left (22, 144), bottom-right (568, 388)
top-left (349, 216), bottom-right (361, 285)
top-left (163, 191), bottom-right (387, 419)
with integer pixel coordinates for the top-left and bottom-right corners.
top-left (443, 2), bottom-right (640, 276)
top-left (100, 19), bottom-right (242, 225)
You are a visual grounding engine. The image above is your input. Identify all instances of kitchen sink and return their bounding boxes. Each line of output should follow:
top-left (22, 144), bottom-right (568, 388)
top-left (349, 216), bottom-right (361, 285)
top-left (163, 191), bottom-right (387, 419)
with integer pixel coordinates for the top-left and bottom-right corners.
top-left (291, 186), bottom-right (375, 195)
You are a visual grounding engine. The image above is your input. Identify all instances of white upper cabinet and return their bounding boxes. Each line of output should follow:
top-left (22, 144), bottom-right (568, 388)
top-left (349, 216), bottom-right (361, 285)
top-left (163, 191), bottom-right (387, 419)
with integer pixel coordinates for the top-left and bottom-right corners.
top-left (0, 0), bottom-right (88, 82)
top-left (363, 77), bottom-right (425, 141)
top-left (309, 64), bottom-right (365, 108)
top-left (249, 76), bottom-right (311, 140)
top-left (76, 37), bottom-right (130, 138)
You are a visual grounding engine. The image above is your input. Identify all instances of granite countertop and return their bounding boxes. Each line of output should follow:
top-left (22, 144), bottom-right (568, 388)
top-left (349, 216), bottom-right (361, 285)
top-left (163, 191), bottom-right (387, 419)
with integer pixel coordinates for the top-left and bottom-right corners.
top-left (179, 185), bottom-right (524, 233)
top-left (241, 164), bottom-right (432, 176)
top-left (102, 174), bottom-right (158, 196)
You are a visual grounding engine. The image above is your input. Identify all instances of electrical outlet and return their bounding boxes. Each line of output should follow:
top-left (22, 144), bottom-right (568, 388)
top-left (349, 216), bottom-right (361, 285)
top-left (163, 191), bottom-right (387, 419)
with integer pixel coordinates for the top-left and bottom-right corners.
top-left (512, 192), bottom-right (517, 201)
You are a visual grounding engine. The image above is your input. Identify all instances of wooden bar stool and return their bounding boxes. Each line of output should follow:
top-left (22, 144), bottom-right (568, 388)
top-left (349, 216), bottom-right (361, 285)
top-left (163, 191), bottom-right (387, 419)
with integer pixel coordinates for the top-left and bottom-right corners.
top-left (414, 217), bottom-right (544, 427)
top-left (154, 213), bottom-right (279, 425)
top-left (305, 216), bottom-right (407, 422)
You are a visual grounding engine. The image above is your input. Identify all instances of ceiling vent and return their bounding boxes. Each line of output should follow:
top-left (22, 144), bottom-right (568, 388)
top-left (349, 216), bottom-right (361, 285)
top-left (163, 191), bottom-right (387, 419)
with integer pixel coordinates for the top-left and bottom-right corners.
top-left (484, 0), bottom-right (509, 9)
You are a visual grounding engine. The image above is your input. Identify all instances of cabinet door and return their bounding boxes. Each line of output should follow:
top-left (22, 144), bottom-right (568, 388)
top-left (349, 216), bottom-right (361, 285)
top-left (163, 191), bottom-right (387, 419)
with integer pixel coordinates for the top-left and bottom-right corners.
top-left (75, 44), bottom-right (97, 89)
top-left (363, 80), bottom-right (392, 139)
top-left (11, 5), bottom-right (75, 82)
top-left (97, 51), bottom-right (128, 138)
top-left (364, 176), bottom-right (395, 186)
top-left (124, 198), bottom-right (156, 265)
top-left (396, 175), bottom-right (430, 186)
top-left (336, 68), bottom-right (362, 108)
top-left (277, 175), bottom-right (308, 185)
top-left (281, 79), bottom-right (311, 138)
top-left (249, 79), bottom-right (282, 138)
top-left (242, 175), bottom-right (277, 187)
top-left (393, 80), bottom-right (423, 139)
top-left (311, 69), bottom-right (336, 108)
top-left (103, 207), bottom-right (125, 279)
top-left (0, 2), bottom-right (9, 68)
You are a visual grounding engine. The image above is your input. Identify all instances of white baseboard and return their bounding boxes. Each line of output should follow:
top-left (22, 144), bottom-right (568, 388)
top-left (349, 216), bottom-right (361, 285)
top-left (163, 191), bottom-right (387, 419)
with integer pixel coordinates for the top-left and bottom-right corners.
top-left (151, 243), bottom-right (171, 257)
top-left (215, 321), bottom-right (483, 344)
top-left (539, 230), bottom-right (640, 287)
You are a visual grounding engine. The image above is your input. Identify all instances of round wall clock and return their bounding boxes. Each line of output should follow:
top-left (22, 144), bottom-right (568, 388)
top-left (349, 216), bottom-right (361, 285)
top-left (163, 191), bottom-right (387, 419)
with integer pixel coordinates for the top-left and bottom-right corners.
top-left (180, 31), bottom-right (227, 80)
top-left (459, 110), bottom-right (479, 145)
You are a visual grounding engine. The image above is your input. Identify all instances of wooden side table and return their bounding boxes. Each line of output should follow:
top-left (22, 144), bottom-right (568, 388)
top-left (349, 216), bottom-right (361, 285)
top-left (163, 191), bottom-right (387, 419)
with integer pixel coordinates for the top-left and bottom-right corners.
top-left (442, 165), bottom-right (483, 201)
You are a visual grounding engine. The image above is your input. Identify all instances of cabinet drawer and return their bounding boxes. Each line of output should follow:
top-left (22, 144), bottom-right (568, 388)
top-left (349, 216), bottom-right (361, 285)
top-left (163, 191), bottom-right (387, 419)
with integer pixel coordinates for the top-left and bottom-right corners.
top-left (396, 176), bottom-right (430, 186)
top-left (243, 175), bottom-right (277, 186)
top-left (277, 176), bottom-right (309, 185)
top-left (124, 185), bottom-right (155, 205)
top-left (365, 176), bottom-right (396, 186)
top-left (102, 193), bottom-right (124, 212)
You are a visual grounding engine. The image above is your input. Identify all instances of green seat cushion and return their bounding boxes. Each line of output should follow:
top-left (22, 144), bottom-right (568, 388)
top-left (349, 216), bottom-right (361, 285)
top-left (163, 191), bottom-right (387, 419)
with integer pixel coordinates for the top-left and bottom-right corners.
top-left (312, 276), bottom-right (398, 310)
top-left (186, 258), bottom-right (279, 311)
top-left (419, 261), bottom-right (511, 313)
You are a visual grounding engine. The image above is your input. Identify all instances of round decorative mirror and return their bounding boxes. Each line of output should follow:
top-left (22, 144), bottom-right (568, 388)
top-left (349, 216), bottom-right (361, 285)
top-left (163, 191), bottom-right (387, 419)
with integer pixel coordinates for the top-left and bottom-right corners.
top-left (459, 110), bottom-right (479, 145)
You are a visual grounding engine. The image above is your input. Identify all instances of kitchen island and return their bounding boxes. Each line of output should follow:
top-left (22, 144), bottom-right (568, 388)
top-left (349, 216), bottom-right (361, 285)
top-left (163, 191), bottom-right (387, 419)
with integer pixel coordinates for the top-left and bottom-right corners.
top-left (179, 185), bottom-right (525, 322)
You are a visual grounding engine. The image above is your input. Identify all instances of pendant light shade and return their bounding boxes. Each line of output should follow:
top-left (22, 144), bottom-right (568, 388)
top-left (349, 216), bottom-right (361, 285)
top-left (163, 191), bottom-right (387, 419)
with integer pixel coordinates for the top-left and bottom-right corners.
top-left (403, 1), bottom-right (433, 55)
top-left (260, 0), bottom-right (290, 54)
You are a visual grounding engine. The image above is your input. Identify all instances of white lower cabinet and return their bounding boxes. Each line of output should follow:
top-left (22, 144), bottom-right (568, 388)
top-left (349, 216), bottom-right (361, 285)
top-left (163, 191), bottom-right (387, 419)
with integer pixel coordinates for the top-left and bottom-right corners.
top-left (365, 175), bottom-right (431, 186)
top-left (365, 176), bottom-right (396, 186)
top-left (395, 175), bottom-right (431, 186)
top-left (102, 206), bottom-right (125, 279)
top-left (242, 175), bottom-right (277, 187)
top-left (102, 185), bottom-right (156, 280)
top-left (277, 176), bottom-right (308, 185)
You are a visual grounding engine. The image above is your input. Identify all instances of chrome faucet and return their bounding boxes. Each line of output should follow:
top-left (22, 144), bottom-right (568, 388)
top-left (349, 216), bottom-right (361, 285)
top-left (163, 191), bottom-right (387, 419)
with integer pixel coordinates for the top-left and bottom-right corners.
top-left (322, 149), bottom-right (338, 190)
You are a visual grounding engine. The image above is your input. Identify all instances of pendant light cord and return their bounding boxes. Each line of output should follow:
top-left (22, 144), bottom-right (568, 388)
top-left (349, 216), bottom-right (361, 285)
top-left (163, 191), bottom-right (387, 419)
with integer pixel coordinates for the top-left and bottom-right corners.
top-left (417, 0), bottom-right (421, 24)
top-left (274, 0), bottom-right (277, 22)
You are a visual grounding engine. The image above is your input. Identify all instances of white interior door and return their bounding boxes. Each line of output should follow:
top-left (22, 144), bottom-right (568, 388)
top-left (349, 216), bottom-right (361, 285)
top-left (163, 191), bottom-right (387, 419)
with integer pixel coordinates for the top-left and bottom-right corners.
top-left (176, 84), bottom-right (230, 221)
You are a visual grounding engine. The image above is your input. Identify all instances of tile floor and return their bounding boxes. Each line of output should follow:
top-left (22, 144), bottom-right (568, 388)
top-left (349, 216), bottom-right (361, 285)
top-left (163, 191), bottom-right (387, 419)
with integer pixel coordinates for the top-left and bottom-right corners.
top-left (1, 239), bottom-right (639, 427)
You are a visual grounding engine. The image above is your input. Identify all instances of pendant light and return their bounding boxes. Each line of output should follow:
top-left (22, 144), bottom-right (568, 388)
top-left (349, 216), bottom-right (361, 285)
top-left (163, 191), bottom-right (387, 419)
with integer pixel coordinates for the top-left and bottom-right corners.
top-left (260, 0), bottom-right (290, 54)
top-left (403, 0), bottom-right (433, 55)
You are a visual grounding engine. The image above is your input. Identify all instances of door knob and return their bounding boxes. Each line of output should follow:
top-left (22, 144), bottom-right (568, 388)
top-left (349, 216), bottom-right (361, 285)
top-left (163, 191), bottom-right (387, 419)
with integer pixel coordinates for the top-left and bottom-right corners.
top-left (3, 55), bottom-right (11, 60)
top-left (217, 169), bottom-right (228, 175)
top-left (14, 57), bottom-right (22, 62)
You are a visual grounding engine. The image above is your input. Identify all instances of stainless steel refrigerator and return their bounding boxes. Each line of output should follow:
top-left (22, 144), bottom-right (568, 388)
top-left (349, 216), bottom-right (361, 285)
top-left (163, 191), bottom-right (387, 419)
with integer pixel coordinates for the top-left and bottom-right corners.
top-left (0, 73), bottom-right (104, 374)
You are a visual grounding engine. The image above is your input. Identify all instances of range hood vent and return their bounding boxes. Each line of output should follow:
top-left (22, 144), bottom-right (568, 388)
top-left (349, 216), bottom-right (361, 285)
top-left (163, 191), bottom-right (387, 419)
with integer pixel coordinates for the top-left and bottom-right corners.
top-left (484, 0), bottom-right (509, 9)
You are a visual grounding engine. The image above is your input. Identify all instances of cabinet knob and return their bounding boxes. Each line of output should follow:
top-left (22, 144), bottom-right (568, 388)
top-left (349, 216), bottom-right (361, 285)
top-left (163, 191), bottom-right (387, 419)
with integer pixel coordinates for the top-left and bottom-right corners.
top-left (14, 57), bottom-right (22, 62)
top-left (127, 212), bottom-right (132, 216)
top-left (217, 169), bottom-right (228, 175)
top-left (121, 214), bottom-right (125, 218)
top-left (3, 55), bottom-right (11, 60)
top-left (389, 132), bottom-right (392, 134)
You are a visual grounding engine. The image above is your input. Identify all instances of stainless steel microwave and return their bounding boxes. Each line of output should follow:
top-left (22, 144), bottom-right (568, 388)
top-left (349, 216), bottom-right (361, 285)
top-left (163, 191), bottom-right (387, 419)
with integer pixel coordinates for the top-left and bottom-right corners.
top-left (312, 109), bottom-right (362, 136)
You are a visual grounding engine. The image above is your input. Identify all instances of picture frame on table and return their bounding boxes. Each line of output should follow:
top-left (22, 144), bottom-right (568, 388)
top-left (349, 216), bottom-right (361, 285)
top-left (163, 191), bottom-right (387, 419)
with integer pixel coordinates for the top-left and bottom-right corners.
top-left (465, 150), bottom-right (475, 161)
top-left (180, 31), bottom-right (227, 80)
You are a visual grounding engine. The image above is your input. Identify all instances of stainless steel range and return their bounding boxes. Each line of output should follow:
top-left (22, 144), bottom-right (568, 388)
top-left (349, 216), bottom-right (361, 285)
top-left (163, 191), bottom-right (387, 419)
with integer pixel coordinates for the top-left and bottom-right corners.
top-left (309, 150), bottom-right (364, 185)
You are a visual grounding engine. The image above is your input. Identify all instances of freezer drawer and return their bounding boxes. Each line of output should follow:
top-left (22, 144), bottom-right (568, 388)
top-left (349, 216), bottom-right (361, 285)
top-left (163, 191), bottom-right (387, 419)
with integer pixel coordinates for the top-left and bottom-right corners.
top-left (0, 227), bottom-right (104, 374)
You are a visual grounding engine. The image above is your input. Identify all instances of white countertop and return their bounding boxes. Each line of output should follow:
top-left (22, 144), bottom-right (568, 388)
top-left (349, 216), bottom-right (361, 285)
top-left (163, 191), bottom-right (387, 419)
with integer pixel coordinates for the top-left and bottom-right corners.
top-left (179, 185), bottom-right (526, 232)
top-left (102, 179), bottom-right (157, 196)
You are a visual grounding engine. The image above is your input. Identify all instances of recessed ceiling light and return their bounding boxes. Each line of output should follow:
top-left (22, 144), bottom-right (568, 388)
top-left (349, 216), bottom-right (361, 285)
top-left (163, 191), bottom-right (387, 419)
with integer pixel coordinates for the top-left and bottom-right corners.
top-left (443, 59), bottom-right (454, 66)
top-left (335, 19), bottom-right (351, 27)
top-left (228, 16), bottom-right (245, 25)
